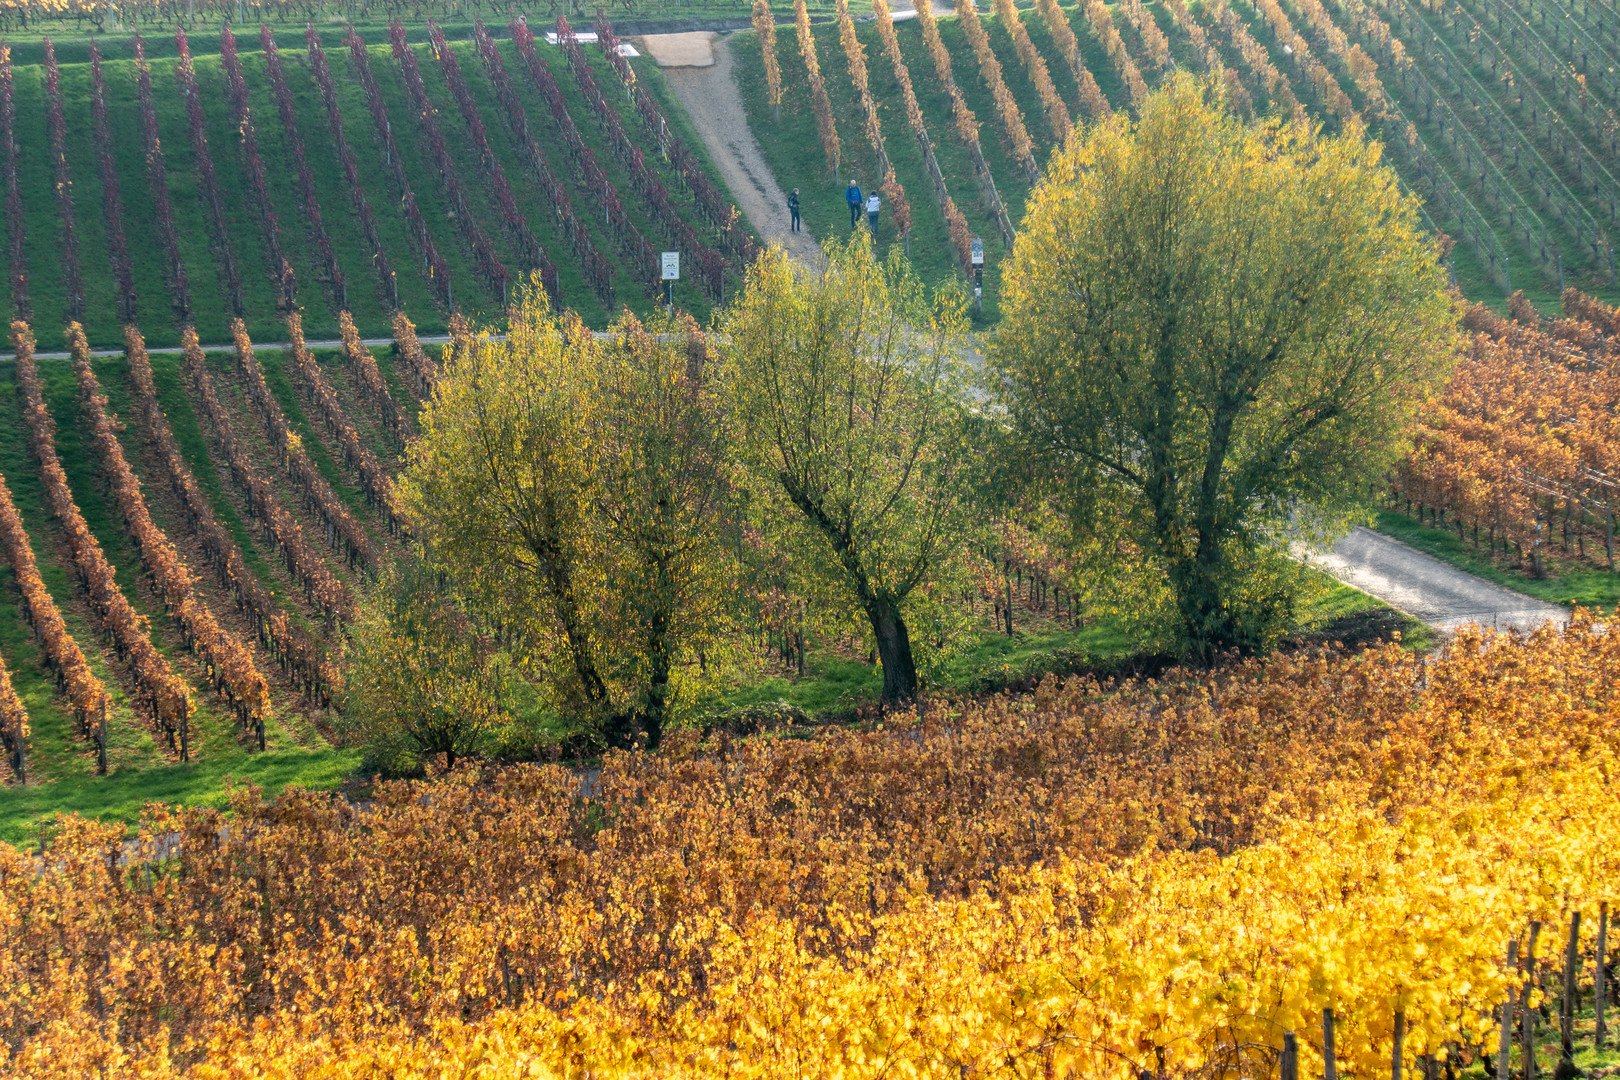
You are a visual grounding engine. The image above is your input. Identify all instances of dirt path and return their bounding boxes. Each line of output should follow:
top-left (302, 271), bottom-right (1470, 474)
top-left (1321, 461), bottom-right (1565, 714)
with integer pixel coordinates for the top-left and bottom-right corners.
top-left (1309, 526), bottom-right (1569, 633)
top-left (650, 32), bottom-right (825, 267)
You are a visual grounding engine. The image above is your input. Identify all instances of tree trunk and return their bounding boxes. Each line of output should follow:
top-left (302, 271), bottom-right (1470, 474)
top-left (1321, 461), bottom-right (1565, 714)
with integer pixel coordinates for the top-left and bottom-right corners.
top-left (868, 600), bottom-right (918, 703)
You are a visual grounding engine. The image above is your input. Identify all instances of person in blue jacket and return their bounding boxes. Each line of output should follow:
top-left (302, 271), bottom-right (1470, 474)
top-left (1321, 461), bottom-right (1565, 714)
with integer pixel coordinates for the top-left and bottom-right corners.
top-left (846, 181), bottom-right (863, 229)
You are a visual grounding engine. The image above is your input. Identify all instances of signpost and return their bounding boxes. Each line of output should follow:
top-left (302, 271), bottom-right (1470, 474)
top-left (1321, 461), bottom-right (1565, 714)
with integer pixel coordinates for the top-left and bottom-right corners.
top-left (661, 251), bottom-right (679, 316)
top-left (970, 238), bottom-right (984, 314)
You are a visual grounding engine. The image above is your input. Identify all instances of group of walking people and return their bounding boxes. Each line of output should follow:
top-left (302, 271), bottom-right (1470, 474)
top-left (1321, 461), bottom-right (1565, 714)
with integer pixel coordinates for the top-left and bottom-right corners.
top-left (783, 181), bottom-right (881, 235)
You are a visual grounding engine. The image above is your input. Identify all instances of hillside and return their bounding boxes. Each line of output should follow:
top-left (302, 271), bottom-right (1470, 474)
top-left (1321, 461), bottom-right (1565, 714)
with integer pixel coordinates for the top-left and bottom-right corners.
top-left (733, 0), bottom-right (1620, 317)
top-left (0, 19), bottom-right (753, 348)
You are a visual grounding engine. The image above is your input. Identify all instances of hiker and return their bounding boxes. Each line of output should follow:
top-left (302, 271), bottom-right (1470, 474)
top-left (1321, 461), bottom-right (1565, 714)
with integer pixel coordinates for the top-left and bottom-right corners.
top-left (866, 190), bottom-right (881, 233)
top-left (846, 181), bottom-right (863, 228)
top-left (788, 188), bottom-right (801, 233)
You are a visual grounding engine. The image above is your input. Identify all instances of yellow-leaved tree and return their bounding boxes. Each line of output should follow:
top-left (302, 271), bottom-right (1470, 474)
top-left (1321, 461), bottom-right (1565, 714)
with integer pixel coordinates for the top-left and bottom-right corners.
top-left (720, 236), bottom-right (980, 703)
top-left (400, 284), bottom-right (734, 749)
top-left (994, 76), bottom-right (1458, 660)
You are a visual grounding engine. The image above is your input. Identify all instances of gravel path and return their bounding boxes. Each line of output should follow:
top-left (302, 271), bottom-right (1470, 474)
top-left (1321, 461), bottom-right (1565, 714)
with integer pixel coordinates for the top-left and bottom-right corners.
top-left (1310, 526), bottom-right (1569, 633)
top-left (652, 32), bottom-right (825, 267)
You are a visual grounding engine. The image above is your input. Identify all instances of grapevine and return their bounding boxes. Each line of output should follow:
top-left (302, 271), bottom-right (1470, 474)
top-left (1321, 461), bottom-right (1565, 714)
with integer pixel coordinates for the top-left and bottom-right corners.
top-left (12, 322), bottom-right (194, 757)
top-left (424, 21), bottom-right (556, 302)
top-left (754, 0), bottom-right (783, 121)
top-left (89, 44), bottom-right (137, 324)
top-left (471, 21), bottom-right (614, 305)
top-left (0, 467), bottom-right (108, 773)
top-left (304, 27), bottom-right (399, 311)
top-left (387, 21), bottom-right (512, 302)
top-left (219, 23), bottom-right (295, 313)
top-left (136, 327), bottom-right (342, 704)
top-left (509, 15), bottom-right (659, 292)
top-left (174, 27), bottom-right (246, 318)
top-left (0, 644), bottom-right (24, 783)
top-left (67, 323), bottom-right (271, 744)
top-left (1034, 0), bottom-right (1112, 120)
top-left (1, 43), bottom-right (25, 320)
top-left (389, 310), bottom-right (439, 401)
top-left (873, 0), bottom-right (968, 265)
top-left (793, 0), bottom-right (841, 177)
top-left (914, 0), bottom-right (1017, 248)
top-left (990, 0), bottom-right (1070, 140)
top-left (343, 26), bottom-right (454, 310)
top-left (134, 33), bottom-right (192, 325)
top-left (227, 318), bottom-right (377, 572)
top-left (260, 25), bottom-right (345, 312)
top-left (1083, 0), bottom-right (1151, 108)
top-left (338, 310), bottom-right (413, 446)
top-left (1119, 0), bottom-right (1173, 70)
top-left (958, 0), bottom-right (1041, 185)
top-left (283, 311), bottom-right (405, 536)
top-left (41, 38), bottom-right (82, 323)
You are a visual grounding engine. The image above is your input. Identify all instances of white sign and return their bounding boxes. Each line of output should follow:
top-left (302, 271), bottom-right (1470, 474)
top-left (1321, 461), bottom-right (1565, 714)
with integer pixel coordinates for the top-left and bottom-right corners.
top-left (661, 251), bottom-right (680, 280)
top-left (970, 238), bottom-right (985, 266)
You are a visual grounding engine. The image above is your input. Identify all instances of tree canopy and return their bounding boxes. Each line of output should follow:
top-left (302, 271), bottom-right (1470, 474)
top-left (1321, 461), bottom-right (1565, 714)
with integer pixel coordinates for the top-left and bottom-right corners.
top-left (399, 289), bottom-right (733, 748)
top-left (993, 76), bottom-right (1458, 658)
top-left (719, 236), bottom-right (979, 702)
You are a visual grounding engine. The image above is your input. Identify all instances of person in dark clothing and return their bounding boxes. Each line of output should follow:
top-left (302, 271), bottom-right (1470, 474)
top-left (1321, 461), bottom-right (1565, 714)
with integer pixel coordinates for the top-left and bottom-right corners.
top-left (846, 181), bottom-right (863, 228)
top-left (788, 188), bottom-right (801, 233)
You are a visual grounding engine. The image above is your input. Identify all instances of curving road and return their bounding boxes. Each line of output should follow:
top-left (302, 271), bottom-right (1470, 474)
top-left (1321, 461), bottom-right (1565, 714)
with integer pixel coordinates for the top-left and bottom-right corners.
top-left (1310, 526), bottom-right (1568, 633)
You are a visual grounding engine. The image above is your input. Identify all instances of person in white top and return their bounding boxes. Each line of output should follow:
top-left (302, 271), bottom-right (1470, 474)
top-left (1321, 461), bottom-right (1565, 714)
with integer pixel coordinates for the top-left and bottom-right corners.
top-left (866, 192), bottom-right (881, 233)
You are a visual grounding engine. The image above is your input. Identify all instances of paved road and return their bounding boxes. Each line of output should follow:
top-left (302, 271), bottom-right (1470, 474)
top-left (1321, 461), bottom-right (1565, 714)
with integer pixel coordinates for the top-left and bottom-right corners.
top-left (1310, 526), bottom-right (1568, 633)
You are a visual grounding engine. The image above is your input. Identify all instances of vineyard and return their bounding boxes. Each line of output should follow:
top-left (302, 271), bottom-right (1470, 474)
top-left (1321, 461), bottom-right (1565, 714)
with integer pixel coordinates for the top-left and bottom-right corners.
top-left (3, 622), bottom-right (1619, 1076)
top-left (0, 19), bottom-right (754, 347)
top-left (735, 0), bottom-right (1620, 317)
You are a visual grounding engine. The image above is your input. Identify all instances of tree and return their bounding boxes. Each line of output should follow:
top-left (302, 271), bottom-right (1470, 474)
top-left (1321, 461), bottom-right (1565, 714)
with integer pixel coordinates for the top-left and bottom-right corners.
top-left (399, 285), bottom-right (732, 749)
top-left (720, 236), bottom-right (977, 703)
top-left (342, 555), bottom-right (510, 773)
top-left (993, 77), bottom-right (1457, 660)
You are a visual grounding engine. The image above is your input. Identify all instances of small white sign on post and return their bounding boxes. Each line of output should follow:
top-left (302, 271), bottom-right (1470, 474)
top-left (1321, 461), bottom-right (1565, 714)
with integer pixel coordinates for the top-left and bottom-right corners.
top-left (970, 238), bottom-right (984, 266)
top-left (661, 251), bottom-right (681, 280)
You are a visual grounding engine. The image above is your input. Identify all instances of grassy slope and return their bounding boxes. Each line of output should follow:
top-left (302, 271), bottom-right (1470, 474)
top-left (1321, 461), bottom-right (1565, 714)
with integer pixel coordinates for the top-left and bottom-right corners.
top-left (0, 26), bottom-right (747, 348)
top-left (737, 4), bottom-right (1147, 318)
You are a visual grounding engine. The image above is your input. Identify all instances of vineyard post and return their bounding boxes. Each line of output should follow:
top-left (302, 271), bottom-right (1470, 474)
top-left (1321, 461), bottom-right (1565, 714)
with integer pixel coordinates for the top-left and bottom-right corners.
top-left (1561, 912), bottom-right (1581, 1060)
top-left (1324, 1009), bottom-right (1338, 1080)
top-left (1501, 936), bottom-right (1521, 1080)
top-left (1282, 1031), bottom-right (1299, 1080)
top-left (1393, 1009), bottom-right (1406, 1080)
top-left (1597, 903), bottom-right (1609, 1046)
top-left (1523, 920), bottom-right (1542, 1080)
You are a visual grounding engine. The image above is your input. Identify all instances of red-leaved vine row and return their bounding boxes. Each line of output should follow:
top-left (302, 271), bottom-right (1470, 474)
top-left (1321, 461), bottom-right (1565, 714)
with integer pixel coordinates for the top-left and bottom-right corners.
top-left (471, 21), bottom-right (614, 304)
top-left (338, 311), bottom-right (413, 446)
top-left (424, 21), bottom-right (557, 303)
top-left (0, 640), bottom-right (24, 782)
top-left (260, 27), bottom-right (346, 311)
top-left (558, 18), bottom-right (727, 300)
top-left (219, 24), bottom-right (295, 313)
top-left (509, 16), bottom-right (658, 292)
top-left (342, 27), bottom-right (454, 310)
top-left (179, 327), bottom-right (349, 633)
top-left (385, 22), bottom-right (512, 302)
top-left (284, 312), bottom-right (405, 536)
top-left (989, 0), bottom-right (1071, 141)
top-left (598, 16), bottom-right (757, 268)
top-left (139, 327), bottom-right (341, 707)
top-left (228, 319), bottom-right (376, 571)
top-left (2, 44), bottom-right (27, 321)
top-left (174, 27), bottom-right (245, 318)
top-left (68, 324), bottom-right (271, 745)
top-left (89, 44), bottom-right (138, 324)
top-left (0, 468), bottom-right (108, 775)
top-left (41, 39), bottom-right (83, 322)
top-left (304, 28), bottom-right (400, 310)
top-left (12, 322), bottom-right (195, 757)
top-left (134, 34), bottom-right (192, 325)
top-left (1033, 0), bottom-right (1111, 120)
top-left (390, 310), bottom-right (439, 400)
